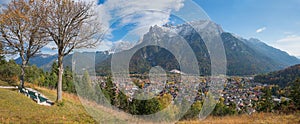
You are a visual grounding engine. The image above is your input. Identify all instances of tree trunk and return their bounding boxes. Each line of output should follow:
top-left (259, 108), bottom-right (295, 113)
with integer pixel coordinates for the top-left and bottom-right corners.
top-left (19, 60), bottom-right (26, 88)
top-left (56, 55), bottom-right (64, 102)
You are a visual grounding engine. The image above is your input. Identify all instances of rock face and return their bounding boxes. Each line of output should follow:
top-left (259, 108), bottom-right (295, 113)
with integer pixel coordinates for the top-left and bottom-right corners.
top-left (244, 38), bottom-right (299, 67)
top-left (15, 20), bottom-right (300, 76)
top-left (96, 20), bottom-right (299, 76)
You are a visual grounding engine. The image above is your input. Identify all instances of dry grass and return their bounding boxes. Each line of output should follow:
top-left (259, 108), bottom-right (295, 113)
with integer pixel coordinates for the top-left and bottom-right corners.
top-left (0, 88), bottom-right (97, 123)
top-left (1, 82), bottom-right (299, 123)
top-left (0, 83), bottom-right (134, 123)
top-left (178, 113), bottom-right (300, 124)
top-left (0, 80), bottom-right (11, 86)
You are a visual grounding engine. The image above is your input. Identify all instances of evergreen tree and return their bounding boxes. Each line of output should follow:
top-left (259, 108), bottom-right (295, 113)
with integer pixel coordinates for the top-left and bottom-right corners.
top-left (62, 66), bottom-right (75, 93)
top-left (289, 78), bottom-right (300, 110)
top-left (101, 76), bottom-right (116, 105)
top-left (79, 71), bottom-right (94, 100)
top-left (259, 86), bottom-right (275, 112)
top-left (0, 60), bottom-right (20, 85)
top-left (183, 100), bottom-right (203, 119)
top-left (43, 62), bottom-right (58, 89)
top-left (139, 98), bottom-right (161, 115)
top-left (25, 65), bottom-right (44, 85)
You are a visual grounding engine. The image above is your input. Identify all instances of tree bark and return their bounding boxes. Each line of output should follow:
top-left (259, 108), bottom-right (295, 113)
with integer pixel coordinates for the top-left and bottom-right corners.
top-left (57, 54), bottom-right (64, 102)
top-left (43, 0), bottom-right (101, 102)
top-left (20, 60), bottom-right (26, 88)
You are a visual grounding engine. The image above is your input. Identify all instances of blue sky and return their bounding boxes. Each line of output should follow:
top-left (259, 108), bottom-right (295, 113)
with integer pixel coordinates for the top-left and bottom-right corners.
top-left (1, 0), bottom-right (299, 56)
top-left (195, 0), bottom-right (300, 48)
top-left (97, 0), bottom-right (300, 56)
top-left (202, 0), bottom-right (300, 56)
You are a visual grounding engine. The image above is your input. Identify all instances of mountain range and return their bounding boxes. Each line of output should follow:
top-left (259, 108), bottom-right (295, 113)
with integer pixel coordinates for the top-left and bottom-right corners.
top-left (96, 20), bottom-right (300, 76)
top-left (16, 20), bottom-right (300, 76)
top-left (15, 51), bottom-right (111, 71)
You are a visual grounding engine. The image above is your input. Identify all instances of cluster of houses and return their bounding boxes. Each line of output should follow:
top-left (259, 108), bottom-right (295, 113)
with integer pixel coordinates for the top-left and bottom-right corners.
top-left (95, 75), bottom-right (289, 114)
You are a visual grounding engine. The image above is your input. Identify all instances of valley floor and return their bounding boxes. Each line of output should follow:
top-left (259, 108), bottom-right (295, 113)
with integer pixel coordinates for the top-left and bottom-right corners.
top-left (0, 82), bottom-right (299, 124)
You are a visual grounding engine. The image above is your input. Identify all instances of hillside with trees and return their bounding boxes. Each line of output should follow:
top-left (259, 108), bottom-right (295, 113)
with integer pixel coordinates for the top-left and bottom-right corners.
top-left (0, 0), bottom-right (103, 102)
top-left (254, 64), bottom-right (300, 87)
top-left (0, 0), bottom-right (300, 123)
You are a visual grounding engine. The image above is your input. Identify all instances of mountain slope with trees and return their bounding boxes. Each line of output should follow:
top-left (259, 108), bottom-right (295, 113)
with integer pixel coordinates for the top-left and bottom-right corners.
top-left (254, 64), bottom-right (300, 87)
top-left (13, 21), bottom-right (299, 76)
top-left (96, 21), bottom-right (299, 76)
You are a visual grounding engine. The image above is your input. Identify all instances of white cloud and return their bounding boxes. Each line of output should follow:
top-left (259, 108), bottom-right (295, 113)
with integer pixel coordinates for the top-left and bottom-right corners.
top-left (1, 0), bottom-right (186, 52)
top-left (271, 35), bottom-right (300, 56)
top-left (1, 0), bottom-right (184, 36)
top-left (84, 0), bottom-right (186, 52)
top-left (256, 27), bottom-right (266, 33)
top-left (97, 40), bottom-right (114, 51)
top-left (95, 0), bottom-right (185, 37)
top-left (276, 35), bottom-right (300, 43)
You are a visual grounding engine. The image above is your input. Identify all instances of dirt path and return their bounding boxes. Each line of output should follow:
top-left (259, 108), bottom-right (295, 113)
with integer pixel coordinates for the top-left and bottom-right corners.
top-left (0, 86), bottom-right (18, 89)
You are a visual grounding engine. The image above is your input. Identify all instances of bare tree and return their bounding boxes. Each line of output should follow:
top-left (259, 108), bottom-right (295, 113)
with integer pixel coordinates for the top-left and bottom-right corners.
top-left (0, 40), bottom-right (3, 60)
top-left (0, 0), bottom-right (49, 88)
top-left (42, 0), bottom-right (102, 102)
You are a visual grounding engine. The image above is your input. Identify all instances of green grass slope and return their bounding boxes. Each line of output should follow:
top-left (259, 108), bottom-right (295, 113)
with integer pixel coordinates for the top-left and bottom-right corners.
top-left (0, 81), bottom-right (135, 124)
top-left (0, 88), bottom-right (96, 123)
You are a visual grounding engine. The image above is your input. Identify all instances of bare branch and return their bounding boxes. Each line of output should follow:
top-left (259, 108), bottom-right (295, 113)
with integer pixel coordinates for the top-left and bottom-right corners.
top-left (40, 0), bottom-right (104, 102)
top-left (42, 0), bottom-right (103, 57)
top-left (0, 0), bottom-right (50, 88)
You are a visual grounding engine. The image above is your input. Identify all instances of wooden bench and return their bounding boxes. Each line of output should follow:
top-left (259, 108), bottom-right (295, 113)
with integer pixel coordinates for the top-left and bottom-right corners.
top-left (19, 88), bottom-right (53, 106)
